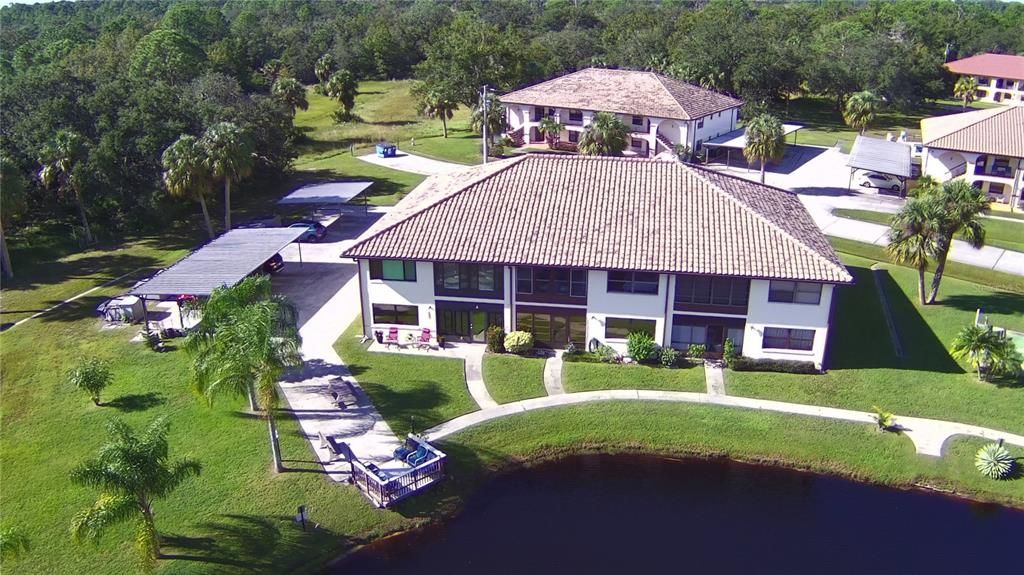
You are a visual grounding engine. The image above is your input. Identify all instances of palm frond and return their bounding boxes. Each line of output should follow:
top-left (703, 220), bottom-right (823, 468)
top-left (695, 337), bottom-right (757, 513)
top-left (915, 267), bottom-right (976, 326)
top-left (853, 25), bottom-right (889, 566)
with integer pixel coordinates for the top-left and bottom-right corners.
top-left (70, 494), bottom-right (138, 543)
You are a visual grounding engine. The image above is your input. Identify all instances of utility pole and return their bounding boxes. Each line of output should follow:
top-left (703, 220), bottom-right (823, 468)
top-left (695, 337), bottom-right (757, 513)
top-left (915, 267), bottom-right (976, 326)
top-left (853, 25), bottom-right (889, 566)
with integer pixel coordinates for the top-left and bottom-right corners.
top-left (481, 85), bottom-right (489, 165)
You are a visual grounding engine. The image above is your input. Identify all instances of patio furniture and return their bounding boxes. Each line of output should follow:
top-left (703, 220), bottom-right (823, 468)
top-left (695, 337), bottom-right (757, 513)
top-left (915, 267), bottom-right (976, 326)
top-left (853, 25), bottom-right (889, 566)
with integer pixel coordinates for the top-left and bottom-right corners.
top-left (384, 327), bottom-right (400, 349)
top-left (318, 431), bottom-right (346, 462)
top-left (394, 445), bottom-right (413, 460)
top-left (330, 390), bottom-right (348, 410)
top-left (406, 446), bottom-right (431, 466)
top-left (415, 328), bottom-right (433, 350)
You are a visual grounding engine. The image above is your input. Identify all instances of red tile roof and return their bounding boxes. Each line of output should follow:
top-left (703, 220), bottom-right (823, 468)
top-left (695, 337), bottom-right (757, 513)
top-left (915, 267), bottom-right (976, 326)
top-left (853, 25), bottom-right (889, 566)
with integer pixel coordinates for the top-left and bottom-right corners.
top-left (945, 53), bottom-right (1024, 81)
top-left (343, 156), bottom-right (852, 284)
top-left (922, 106), bottom-right (1024, 158)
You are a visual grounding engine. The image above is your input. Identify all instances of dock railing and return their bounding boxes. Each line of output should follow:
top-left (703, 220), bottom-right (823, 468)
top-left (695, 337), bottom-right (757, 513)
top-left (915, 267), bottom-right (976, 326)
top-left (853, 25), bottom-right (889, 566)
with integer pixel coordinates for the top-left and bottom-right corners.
top-left (351, 434), bottom-right (447, 508)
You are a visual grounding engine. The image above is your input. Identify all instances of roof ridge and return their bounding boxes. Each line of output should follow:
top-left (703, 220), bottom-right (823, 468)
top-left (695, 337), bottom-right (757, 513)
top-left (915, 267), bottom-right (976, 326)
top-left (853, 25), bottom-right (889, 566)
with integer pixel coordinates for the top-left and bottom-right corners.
top-left (681, 162), bottom-right (852, 282)
top-left (343, 156), bottom-right (529, 256)
top-left (652, 73), bottom-right (692, 119)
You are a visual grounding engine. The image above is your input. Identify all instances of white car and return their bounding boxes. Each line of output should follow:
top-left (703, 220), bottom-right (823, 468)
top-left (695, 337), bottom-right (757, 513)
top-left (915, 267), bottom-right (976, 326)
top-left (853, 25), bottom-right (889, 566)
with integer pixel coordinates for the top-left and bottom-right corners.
top-left (858, 171), bottom-right (903, 192)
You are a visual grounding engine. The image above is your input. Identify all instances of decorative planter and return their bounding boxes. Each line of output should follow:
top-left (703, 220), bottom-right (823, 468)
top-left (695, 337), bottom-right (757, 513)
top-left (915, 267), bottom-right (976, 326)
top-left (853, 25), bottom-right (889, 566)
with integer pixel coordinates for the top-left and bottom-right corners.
top-left (374, 330), bottom-right (384, 344)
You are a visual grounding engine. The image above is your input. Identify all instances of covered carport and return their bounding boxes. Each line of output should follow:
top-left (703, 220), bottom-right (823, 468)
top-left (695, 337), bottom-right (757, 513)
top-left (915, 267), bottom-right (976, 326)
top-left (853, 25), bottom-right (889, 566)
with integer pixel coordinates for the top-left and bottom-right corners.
top-left (846, 135), bottom-right (912, 193)
top-left (278, 181), bottom-right (374, 211)
top-left (129, 227), bottom-right (307, 330)
top-left (702, 123), bottom-right (804, 166)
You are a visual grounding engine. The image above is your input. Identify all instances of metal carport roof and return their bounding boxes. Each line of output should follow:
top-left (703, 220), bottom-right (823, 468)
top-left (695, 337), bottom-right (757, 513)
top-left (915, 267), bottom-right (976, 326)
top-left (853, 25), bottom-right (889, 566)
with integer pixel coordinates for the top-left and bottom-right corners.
top-left (703, 124), bottom-right (804, 149)
top-left (277, 181), bottom-right (374, 205)
top-left (846, 135), bottom-right (912, 178)
top-left (130, 228), bottom-right (306, 297)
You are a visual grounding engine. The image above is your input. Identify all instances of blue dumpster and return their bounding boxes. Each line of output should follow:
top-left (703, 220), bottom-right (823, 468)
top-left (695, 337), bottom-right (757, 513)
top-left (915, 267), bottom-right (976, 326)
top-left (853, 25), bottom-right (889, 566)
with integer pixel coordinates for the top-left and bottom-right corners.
top-left (375, 142), bottom-right (397, 158)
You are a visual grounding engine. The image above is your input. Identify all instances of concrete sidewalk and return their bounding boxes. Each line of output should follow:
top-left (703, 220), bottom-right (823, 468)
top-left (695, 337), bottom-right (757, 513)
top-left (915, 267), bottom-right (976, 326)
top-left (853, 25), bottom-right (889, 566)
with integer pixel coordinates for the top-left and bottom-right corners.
top-left (357, 151), bottom-right (468, 176)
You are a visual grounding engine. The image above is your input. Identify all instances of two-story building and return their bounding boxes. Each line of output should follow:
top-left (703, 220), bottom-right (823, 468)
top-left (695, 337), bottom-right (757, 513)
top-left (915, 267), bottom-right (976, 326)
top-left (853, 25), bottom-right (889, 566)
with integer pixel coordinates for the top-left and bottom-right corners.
top-left (945, 53), bottom-right (1024, 105)
top-left (921, 105), bottom-right (1024, 207)
top-left (342, 155), bottom-right (852, 369)
top-left (499, 68), bottom-right (743, 158)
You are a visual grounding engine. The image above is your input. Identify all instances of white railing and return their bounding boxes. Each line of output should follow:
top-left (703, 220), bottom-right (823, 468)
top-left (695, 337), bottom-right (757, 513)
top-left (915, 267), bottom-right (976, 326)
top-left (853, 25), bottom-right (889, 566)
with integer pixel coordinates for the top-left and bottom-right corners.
top-left (351, 434), bottom-right (447, 508)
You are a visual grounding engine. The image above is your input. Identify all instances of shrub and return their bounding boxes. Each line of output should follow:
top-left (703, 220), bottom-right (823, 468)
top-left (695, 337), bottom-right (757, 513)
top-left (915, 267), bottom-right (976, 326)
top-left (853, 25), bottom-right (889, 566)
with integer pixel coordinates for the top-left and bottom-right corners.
top-left (729, 356), bottom-right (819, 374)
top-left (871, 406), bottom-right (896, 431)
top-left (565, 341), bottom-right (578, 355)
top-left (597, 344), bottom-right (620, 363)
top-left (486, 325), bottom-right (506, 353)
top-left (503, 331), bottom-right (534, 354)
top-left (723, 338), bottom-right (738, 365)
top-left (687, 344), bottom-right (706, 361)
top-left (975, 441), bottom-right (1015, 480)
top-left (660, 347), bottom-right (681, 368)
top-left (66, 358), bottom-right (113, 406)
top-left (626, 331), bottom-right (657, 363)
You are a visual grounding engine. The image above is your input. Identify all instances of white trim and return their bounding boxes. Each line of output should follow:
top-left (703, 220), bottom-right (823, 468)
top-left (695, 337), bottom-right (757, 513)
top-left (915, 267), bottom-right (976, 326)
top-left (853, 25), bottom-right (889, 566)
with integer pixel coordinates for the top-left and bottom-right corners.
top-left (671, 310), bottom-right (748, 319)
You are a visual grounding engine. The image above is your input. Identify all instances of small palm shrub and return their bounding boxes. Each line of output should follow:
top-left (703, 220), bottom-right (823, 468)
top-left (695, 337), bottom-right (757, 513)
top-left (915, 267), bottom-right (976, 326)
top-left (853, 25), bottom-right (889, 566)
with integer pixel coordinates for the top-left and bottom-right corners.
top-left (626, 331), bottom-right (657, 363)
top-left (723, 338), bottom-right (738, 366)
top-left (503, 331), bottom-right (534, 354)
top-left (872, 406), bottom-right (895, 431)
top-left (975, 441), bottom-right (1015, 480)
top-left (486, 325), bottom-right (506, 353)
top-left (687, 344), bottom-right (706, 361)
top-left (66, 358), bottom-right (113, 406)
top-left (660, 347), bottom-right (680, 368)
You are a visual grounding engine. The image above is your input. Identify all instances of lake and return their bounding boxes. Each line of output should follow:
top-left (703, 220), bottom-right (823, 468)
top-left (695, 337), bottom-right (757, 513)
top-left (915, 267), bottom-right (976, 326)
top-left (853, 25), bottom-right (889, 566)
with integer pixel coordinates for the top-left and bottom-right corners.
top-left (334, 455), bottom-right (1023, 574)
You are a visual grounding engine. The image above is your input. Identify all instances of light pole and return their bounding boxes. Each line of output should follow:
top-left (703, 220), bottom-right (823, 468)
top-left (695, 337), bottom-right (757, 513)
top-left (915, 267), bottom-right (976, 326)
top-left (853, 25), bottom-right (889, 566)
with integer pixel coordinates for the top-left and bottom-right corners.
top-left (481, 85), bottom-right (489, 165)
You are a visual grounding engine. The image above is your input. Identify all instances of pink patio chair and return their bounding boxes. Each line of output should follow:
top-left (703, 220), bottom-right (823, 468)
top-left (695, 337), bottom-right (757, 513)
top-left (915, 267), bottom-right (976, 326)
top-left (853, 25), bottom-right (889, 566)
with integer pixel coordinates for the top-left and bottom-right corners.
top-left (384, 327), bottom-right (400, 349)
top-left (416, 328), bottom-right (432, 350)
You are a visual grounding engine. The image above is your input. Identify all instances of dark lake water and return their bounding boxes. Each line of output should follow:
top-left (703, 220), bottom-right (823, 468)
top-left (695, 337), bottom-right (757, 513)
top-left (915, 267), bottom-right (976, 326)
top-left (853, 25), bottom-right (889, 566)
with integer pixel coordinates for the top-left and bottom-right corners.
top-left (334, 456), bottom-right (1024, 575)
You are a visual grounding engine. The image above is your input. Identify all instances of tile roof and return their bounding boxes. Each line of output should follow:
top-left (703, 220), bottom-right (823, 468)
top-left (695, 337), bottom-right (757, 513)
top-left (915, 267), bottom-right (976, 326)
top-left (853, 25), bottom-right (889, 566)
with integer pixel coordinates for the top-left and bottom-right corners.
top-left (344, 156), bottom-right (852, 284)
top-left (945, 53), bottom-right (1024, 82)
top-left (921, 106), bottom-right (1024, 158)
top-left (499, 68), bottom-right (744, 121)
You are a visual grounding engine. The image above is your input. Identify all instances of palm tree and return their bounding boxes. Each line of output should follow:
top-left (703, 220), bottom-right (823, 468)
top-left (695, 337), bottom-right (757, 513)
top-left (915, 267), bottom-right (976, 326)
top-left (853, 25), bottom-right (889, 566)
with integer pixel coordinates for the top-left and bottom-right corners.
top-left (926, 180), bottom-right (988, 304)
top-left (70, 417), bottom-right (200, 573)
top-left (314, 53), bottom-right (336, 86)
top-left (162, 135), bottom-right (216, 240)
top-left (417, 87), bottom-right (457, 139)
top-left (38, 130), bottom-right (93, 244)
top-left (950, 324), bottom-right (1022, 382)
top-left (953, 76), bottom-right (979, 110)
top-left (324, 69), bottom-right (358, 122)
top-left (578, 112), bottom-right (629, 156)
top-left (743, 113), bottom-right (785, 183)
top-left (887, 197), bottom-right (940, 304)
top-left (842, 90), bottom-right (879, 134)
top-left (538, 117), bottom-right (564, 148)
top-left (0, 155), bottom-right (27, 278)
top-left (200, 122), bottom-right (254, 232)
top-left (271, 77), bottom-right (308, 116)
top-left (184, 276), bottom-right (302, 472)
top-left (470, 93), bottom-right (506, 143)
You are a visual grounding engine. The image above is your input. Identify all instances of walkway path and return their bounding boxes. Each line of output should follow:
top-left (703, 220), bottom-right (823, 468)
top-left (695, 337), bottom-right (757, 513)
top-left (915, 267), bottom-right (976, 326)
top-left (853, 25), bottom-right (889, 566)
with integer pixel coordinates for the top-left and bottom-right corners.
top-left (463, 348), bottom-right (497, 409)
top-left (423, 390), bottom-right (1024, 458)
top-left (543, 353), bottom-right (565, 395)
top-left (703, 363), bottom-right (725, 395)
top-left (356, 151), bottom-right (468, 176)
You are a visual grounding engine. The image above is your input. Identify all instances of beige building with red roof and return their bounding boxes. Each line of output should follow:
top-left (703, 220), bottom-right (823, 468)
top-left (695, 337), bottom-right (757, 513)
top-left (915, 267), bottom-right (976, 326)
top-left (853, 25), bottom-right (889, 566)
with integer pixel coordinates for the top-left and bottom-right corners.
top-left (921, 106), bottom-right (1024, 207)
top-left (343, 155), bottom-right (851, 368)
top-left (945, 53), bottom-right (1024, 105)
top-left (499, 68), bottom-right (743, 158)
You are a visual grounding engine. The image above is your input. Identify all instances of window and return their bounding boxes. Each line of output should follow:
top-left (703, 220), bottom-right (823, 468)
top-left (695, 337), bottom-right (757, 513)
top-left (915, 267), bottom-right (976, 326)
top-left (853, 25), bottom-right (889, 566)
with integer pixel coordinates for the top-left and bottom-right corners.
top-left (696, 119), bottom-right (704, 129)
top-left (569, 110), bottom-right (583, 122)
top-left (672, 324), bottom-right (706, 348)
top-left (675, 276), bottom-right (749, 307)
top-left (516, 267), bottom-right (587, 298)
top-left (605, 317), bottom-right (657, 339)
top-left (369, 260), bottom-right (417, 281)
top-left (768, 281), bottom-right (822, 305)
top-left (568, 130), bottom-right (579, 143)
top-left (630, 138), bottom-right (643, 148)
top-left (607, 271), bottom-right (659, 294)
top-left (434, 263), bottom-right (501, 293)
top-left (372, 304), bottom-right (418, 325)
top-left (631, 115), bottom-right (643, 126)
top-left (762, 327), bottom-right (815, 351)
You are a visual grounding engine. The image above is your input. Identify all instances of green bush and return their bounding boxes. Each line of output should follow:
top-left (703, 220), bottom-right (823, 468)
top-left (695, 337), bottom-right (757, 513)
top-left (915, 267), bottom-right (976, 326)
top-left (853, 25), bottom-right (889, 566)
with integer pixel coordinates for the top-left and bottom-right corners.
top-left (660, 347), bottom-right (680, 368)
top-left (687, 344), bottom-right (706, 360)
top-left (486, 325), bottom-right (506, 353)
top-left (975, 441), bottom-right (1015, 479)
top-left (723, 338), bottom-right (738, 365)
top-left (65, 358), bottom-right (113, 406)
top-left (729, 356), bottom-right (819, 374)
top-left (871, 405), bottom-right (895, 431)
top-left (503, 331), bottom-right (534, 354)
top-left (626, 331), bottom-right (657, 363)
top-left (597, 344), bottom-right (620, 363)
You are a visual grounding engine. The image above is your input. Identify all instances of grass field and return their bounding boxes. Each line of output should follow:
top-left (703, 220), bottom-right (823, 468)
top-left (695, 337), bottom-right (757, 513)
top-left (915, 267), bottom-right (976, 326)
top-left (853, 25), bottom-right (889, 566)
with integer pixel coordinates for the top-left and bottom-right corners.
top-left (562, 361), bottom-right (706, 392)
top-left (726, 249), bottom-right (1024, 435)
top-left (482, 354), bottom-right (548, 404)
top-left (833, 208), bottom-right (1024, 253)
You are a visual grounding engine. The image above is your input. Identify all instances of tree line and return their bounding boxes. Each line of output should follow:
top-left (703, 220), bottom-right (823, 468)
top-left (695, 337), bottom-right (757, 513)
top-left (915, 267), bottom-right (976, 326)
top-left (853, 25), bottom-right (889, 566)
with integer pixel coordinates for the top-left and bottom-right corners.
top-left (2, 0), bottom-right (1022, 257)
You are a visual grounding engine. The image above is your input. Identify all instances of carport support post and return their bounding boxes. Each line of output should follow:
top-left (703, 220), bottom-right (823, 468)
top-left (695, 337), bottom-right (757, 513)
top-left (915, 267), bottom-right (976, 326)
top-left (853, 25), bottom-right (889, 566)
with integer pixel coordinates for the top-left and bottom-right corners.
top-left (848, 168), bottom-right (854, 192)
top-left (140, 296), bottom-right (149, 330)
top-left (297, 242), bottom-right (303, 268)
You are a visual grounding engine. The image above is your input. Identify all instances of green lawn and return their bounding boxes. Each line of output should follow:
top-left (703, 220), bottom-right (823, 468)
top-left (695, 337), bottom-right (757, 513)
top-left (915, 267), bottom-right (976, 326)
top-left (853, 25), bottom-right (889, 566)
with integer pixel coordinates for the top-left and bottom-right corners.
top-left (481, 354), bottom-right (548, 404)
top-left (333, 319), bottom-right (478, 437)
top-left (421, 403), bottom-right (1024, 514)
top-left (562, 361), bottom-right (706, 393)
top-left (784, 96), bottom-right (996, 153)
top-left (833, 208), bottom-right (1024, 253)
top-left (726, 250), bottom-right (1024, 435)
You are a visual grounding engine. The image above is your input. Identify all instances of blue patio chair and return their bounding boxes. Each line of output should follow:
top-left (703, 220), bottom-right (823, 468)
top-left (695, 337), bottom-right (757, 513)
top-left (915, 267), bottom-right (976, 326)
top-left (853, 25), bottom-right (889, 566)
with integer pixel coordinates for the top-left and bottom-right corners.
top-left (407, 447), bottom-right (431, 466)
top-left (394, 444), bottom-right (413, 460)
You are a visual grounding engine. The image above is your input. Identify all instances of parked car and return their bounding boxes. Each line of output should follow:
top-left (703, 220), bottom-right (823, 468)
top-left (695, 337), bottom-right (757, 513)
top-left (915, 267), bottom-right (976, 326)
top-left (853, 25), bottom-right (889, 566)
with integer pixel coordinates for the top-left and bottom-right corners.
top-left (262, 253), bottom-right (284, 274)
top-left (858, 171), bottom-right (903, 193)
top-left (289, 220), bottom-right (327, 242)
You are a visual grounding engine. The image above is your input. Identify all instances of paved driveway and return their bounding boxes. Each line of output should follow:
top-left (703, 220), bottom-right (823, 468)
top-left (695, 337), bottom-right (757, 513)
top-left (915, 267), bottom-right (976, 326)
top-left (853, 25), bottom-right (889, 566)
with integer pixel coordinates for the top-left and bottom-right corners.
top-left (356, 150), bottom-right (468, 176)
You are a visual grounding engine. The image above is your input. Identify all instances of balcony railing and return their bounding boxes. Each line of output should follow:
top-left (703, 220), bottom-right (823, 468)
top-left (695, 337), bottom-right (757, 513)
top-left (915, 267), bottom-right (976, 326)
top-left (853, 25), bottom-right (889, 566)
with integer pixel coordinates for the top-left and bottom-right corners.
top-left (974, 164), bottom-right (1015, 178)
